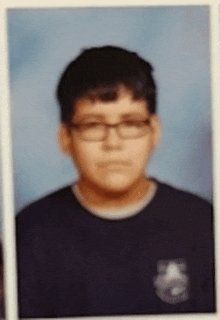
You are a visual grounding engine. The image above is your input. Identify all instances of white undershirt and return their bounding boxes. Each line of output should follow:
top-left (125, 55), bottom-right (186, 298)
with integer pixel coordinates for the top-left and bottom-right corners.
top-left (72, 181), bottom-right (157, 220)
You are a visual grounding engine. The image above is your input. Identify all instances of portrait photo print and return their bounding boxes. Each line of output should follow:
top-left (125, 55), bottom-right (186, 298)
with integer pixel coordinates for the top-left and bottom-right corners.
top-left (6, 6), bottom-right (215, 318)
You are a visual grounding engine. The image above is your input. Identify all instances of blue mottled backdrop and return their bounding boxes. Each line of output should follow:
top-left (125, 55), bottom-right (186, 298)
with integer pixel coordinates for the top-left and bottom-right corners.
top-left (7, 6), bottom-right (212, 212)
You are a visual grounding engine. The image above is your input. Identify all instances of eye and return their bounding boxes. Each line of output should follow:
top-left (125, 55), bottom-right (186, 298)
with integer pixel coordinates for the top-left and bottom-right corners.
top-left (123, 120), bottom-right (144, 127)
top-left (82, 122), bottom-right (103, 129)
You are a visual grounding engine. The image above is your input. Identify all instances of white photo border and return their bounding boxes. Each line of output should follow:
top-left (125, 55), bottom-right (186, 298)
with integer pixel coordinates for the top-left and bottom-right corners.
top-left (0, 1), bottom-right (219, 320)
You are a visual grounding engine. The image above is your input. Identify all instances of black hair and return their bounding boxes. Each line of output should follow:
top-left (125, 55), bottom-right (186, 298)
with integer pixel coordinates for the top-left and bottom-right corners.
top-left (56, 45), bottom-right (157, 124)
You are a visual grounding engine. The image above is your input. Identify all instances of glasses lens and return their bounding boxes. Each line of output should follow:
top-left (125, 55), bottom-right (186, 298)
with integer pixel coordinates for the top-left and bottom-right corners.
top-left (119, 121), bottom-right (148, 138)
top-left (79, 123), bottom-right (105, 141)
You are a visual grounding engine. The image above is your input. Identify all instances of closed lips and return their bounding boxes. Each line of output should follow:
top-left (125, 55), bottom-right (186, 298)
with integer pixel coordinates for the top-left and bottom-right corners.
top-left (98, 161), bottom-right (131, 168)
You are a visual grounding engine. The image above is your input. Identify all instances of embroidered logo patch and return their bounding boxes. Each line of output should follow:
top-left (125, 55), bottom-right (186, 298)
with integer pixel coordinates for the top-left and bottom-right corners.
top-left (153, 259), bottom-right (189, 305)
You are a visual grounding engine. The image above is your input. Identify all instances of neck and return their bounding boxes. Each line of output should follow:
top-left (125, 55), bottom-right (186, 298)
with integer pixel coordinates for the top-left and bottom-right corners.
top-left (77, 176), bottom-right (154, 210)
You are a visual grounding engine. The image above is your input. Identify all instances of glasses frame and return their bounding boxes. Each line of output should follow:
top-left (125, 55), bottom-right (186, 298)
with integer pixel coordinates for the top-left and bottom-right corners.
top-left (67, 118), bottom-right (151, 142)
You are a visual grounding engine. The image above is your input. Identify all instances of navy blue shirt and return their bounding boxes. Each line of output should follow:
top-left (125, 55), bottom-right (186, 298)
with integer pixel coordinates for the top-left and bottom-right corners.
top-left (16, 181), bottom-right (215, 318)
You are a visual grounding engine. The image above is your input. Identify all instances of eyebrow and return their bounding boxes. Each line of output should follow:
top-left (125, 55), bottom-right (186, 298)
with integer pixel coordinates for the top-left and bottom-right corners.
top-left (73, 114), bottom-right (104, 122)
top-left (74, 112), bottom-right (148, 122)
top-left (122, 113), bottom-right (148, 119)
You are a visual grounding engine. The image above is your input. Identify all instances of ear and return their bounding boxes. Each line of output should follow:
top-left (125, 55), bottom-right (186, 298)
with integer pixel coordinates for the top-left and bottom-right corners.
top-left (150, 115), bottom-right (161, 147)
top-left (57, 124), bottom-right (73, 156)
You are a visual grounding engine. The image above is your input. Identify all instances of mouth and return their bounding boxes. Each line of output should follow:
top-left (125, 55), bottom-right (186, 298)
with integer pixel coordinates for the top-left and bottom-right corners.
top-left (98, 160), bottom-right (131, 169)
top-left (98, 160), bottom-right (131, 167)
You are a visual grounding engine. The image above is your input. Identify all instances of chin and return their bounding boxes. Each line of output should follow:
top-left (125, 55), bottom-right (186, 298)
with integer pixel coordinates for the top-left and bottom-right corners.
top-left (96, 174), bottom-right (136, 194)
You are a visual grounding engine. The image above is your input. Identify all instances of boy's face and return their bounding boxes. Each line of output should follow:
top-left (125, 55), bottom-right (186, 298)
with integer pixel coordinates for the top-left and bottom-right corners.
top-left (59, 87), bottom-right (160, 193)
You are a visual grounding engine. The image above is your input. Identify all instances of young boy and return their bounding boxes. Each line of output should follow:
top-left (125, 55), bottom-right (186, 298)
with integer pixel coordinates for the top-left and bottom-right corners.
top-left (16, 46), bottom-right (215, 318)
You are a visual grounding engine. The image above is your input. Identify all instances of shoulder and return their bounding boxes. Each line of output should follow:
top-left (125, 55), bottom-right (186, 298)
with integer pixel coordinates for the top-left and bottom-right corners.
top-left (154, 180), bottom-right (213, 229)
top-left (16, 185), bottom-right (75, 231)
top-left (156, 180), bottom-right (212, 208)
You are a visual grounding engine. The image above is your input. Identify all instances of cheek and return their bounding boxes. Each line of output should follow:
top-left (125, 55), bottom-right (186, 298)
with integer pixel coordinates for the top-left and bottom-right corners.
top-left (125, 139), bottom-right (153, 163)
top-left (71, 142), bottom-right (100, 171)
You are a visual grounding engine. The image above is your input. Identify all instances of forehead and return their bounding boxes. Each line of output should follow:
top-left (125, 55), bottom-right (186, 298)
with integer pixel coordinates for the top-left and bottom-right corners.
top-left (73, 89), bottom-right (149, 120)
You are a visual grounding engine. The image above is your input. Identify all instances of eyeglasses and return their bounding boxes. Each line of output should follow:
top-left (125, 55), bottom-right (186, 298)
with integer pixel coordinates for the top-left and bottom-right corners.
top-left (67, 118), bottom-right (151, 141)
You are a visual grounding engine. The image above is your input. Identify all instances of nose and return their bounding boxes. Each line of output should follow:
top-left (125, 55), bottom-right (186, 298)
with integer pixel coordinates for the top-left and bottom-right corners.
top-left (103, 126), bottom-right (123, 150)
